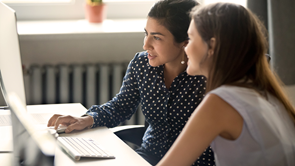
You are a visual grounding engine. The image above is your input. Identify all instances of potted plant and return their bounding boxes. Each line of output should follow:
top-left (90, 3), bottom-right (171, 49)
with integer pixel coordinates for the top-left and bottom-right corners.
top-left (84, 0), bottom-right (106, 23)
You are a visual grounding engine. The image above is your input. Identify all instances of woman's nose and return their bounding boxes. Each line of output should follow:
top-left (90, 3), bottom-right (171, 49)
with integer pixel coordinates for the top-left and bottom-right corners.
top-left (143, 36), bottom-right (152, 51)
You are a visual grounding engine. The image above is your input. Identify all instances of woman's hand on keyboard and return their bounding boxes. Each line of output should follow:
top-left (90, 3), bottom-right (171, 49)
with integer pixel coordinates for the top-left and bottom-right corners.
top-left (47, 114), bottom-right (94, 133)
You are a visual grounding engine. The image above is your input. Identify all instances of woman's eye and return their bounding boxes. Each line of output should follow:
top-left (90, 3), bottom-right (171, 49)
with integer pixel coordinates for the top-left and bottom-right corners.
top-left (154, 36), bottom-right (160, 40)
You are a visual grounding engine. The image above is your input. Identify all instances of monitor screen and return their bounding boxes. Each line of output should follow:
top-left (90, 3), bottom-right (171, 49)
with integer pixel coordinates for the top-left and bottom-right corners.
top-left (7, 92), bottom-right (55, 166)
top-left (0, 2), bottom-right (27, 107)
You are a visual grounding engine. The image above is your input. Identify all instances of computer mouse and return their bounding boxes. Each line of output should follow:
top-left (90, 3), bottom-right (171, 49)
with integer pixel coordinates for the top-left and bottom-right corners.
top-left (56, 125), bottom-right (68, 134)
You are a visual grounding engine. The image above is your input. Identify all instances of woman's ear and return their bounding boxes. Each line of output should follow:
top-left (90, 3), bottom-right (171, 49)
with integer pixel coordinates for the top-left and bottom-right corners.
top-left (208, 37), bottom-right (216, 57)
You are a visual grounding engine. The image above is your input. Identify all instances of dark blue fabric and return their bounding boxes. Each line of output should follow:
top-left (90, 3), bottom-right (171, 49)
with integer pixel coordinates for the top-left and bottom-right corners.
top-left (136, 147), bottom-right (161, 166)
top-left (136, 146), bottom-right (215, 166)
top-left (86, 51), bottom-right (215, 165)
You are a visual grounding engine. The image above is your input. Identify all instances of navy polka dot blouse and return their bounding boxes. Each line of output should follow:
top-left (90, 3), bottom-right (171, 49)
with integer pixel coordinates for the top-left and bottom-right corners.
top-left (86, 51), bottom-right (215, 166)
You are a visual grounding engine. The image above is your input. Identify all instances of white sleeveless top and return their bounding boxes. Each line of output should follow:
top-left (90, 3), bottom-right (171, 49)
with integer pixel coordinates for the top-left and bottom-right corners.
top-left (208, 86), bottom-right (295, 166)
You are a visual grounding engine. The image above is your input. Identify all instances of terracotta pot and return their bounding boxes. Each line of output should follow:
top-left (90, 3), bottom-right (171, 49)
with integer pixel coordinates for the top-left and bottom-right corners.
top-left (84, 3), bottom-right (106, 23)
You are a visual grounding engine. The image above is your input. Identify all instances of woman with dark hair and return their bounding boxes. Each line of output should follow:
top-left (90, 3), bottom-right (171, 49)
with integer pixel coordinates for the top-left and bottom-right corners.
top-left (48, 0), bottom-right (215, 165)
top-left (157, 2), bottom-right (295, 166)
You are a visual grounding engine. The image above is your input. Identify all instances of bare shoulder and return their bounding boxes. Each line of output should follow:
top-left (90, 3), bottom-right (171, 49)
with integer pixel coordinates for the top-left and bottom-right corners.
top-left (200, 93), bottom-right (240, 115)
top-left (196, 93), bottom-right (235, 116)
top-left (195, 93), bottom-right (244, 140)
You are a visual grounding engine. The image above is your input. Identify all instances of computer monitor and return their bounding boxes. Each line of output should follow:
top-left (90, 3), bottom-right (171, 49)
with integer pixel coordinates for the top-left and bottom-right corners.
top-left (0, 2), bottom-right (27, 107)
top-left (7, 92), bottom-right (55, 166)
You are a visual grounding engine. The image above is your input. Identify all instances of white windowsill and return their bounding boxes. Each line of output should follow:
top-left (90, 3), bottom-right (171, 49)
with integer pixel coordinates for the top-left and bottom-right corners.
top-left (17, 19), bottom-right (146, 35)
top-left (17, 19), bottom-right (146, 67)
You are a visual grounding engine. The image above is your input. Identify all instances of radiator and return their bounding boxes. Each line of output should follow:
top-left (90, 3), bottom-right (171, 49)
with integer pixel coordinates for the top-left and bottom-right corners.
top-left (23, 63), bottom-right (145, 125)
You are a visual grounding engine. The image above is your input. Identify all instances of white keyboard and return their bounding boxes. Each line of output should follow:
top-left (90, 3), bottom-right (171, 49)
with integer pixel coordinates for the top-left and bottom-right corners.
top-left (57, 137), bottom-right (115, 161)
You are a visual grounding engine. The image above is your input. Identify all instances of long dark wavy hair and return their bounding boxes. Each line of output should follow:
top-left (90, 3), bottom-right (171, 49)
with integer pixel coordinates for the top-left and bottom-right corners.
top-left (191, 2), bottom-right (295, 123)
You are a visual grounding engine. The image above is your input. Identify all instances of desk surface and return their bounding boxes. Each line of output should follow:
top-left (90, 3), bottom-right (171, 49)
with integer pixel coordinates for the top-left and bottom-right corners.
top-left (0, 103), bottom-right (151, 166)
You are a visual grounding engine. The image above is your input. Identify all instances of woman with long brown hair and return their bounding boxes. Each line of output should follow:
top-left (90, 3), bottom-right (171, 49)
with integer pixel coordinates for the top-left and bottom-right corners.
top-left (157, 2), bottom-right (295, 166)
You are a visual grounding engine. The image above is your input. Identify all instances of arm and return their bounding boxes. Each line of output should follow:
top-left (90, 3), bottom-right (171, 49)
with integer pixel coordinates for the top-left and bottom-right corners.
top-left (157, 94), bottom-right (243, 166)
top-left (47, 53), bottom-right (143, 130)
top-left (86, 53), bottom-right (141, 128)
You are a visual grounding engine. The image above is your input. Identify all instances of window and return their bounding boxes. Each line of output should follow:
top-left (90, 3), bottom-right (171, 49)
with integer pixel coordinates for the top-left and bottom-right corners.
top-left (2, 0), bottom-right (71, 3)
top-left (1, 0), bottom-right (156, 20)
top-left (1, 0), bottom-right (246, 21)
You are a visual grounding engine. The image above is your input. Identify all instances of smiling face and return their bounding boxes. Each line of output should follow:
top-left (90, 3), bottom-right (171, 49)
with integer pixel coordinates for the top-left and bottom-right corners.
top-left (143, 17), bottom-right (186, 67)
top-left (185, 20), bottom-right (210, 76)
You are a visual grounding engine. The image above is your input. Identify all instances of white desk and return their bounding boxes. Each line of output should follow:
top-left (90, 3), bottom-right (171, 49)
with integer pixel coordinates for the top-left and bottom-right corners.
top-left (0, 103), bottom-right (88, 152)
top-left (0, 153), bottom-right (13, 165)
top-left (0, 103), bottom-right (151, 166)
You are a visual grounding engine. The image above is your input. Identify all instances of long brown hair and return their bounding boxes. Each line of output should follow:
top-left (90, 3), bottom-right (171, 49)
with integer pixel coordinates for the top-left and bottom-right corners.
top-left (191, 2), bottom-right (295, 123)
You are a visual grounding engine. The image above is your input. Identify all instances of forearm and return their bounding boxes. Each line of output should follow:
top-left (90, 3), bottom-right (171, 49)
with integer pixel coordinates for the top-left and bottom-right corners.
top-left (81, 114), bottom-right (94, 129)
top-left (86, 54), bottom-right (141, 128)
top-left (86, 104), bottom-right (118, 128)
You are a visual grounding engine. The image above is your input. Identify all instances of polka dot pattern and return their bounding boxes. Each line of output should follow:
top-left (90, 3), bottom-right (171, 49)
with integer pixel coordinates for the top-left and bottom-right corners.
top-left (86, 51), bottom-right (215, 166)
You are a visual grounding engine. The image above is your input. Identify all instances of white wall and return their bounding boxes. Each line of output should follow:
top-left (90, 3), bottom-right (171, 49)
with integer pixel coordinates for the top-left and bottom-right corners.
top-left (0, 28), bottom-right (144, 106)
top-left (19, 32), bottom-right (144, 67)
